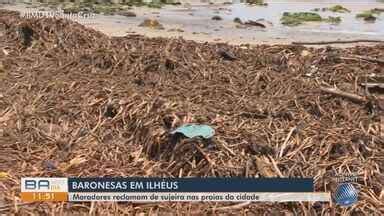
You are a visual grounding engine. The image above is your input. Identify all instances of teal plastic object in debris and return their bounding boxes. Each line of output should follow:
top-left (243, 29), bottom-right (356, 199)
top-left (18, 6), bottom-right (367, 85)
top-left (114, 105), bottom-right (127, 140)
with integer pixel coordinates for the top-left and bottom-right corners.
top-left (171, 124), bottom-right (215, 139)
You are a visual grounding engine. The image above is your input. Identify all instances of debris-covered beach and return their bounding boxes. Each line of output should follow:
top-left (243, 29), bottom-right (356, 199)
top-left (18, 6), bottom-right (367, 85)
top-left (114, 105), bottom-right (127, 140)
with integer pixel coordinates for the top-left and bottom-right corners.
top-left (0, 0), bottom-right (384, 215)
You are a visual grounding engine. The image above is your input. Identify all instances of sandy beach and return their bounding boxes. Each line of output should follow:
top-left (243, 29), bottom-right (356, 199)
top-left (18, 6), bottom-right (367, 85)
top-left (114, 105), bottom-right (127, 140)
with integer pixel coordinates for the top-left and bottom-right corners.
top-left (2, 1), bottom-right (384, 47)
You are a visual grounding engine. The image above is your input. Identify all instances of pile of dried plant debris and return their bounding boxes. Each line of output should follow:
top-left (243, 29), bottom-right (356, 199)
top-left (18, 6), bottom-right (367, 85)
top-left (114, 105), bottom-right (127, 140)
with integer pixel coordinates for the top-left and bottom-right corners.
top-left (0, 9), bottom-right (383, 215)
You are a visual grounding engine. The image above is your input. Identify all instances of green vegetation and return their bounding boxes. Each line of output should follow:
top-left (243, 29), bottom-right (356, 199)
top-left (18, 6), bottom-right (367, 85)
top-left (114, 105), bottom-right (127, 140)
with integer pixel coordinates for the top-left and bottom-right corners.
top-left (246, 0), bottom-right (268, 6)
top-left (324, 16), bottom-right (342, 24)
top-left (145, 2), bottom-right (163, 9)
top-left (281, 12), bottom-right (322, 26)
top-left (312, 5), bottom-right (350, 13)
top-left (370, 8), bottom-right (384, 14)
top-left (327, 5), bottom-right (350, 13)
top-left (356, 10), bottom-right (377, 22)
top-left (281, 12), bottom-right (343, 26)
top-left (31, 0), bottom-right (186, 14)
top-left (356, 8), bottom-right (384, 22)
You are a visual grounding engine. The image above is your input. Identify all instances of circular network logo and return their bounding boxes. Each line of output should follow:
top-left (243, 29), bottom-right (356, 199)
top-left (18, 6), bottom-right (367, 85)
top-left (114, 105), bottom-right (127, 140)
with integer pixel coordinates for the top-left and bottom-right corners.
top-left (333, 182), bottom-right (358, 207)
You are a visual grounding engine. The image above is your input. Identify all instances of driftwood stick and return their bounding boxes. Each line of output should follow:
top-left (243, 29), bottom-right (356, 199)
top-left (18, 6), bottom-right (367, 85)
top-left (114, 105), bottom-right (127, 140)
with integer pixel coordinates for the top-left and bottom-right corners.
top-left (320, 87), bottom-right (367, 104)
top-left (360, 83), bottom-right (384, 88)
top-left (194, 144), bottom-right (215, 166)
top-left (292, 39), bottom-right (384, 45)
top-left (341, 56), bottom-right (384, 65)
top-left (279, 126), bottom-right (296, 158)
top-left (381, 116), bottom-right (384, 138)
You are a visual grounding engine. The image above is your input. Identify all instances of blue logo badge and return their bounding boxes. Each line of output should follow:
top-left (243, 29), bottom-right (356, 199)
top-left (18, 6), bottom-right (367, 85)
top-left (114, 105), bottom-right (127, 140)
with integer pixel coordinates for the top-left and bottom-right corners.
top-left (333, 182), bottom-right (358, 206)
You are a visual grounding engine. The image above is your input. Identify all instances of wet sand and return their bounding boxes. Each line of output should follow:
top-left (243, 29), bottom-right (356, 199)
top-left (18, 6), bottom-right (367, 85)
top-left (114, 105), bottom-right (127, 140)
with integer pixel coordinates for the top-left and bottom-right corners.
top-left (2, 2), bottom-right (384, 47)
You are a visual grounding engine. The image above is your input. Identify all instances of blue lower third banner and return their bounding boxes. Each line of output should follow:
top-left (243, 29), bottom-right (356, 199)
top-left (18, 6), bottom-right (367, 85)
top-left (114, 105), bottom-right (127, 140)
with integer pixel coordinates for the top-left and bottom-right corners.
top-left (68, 178), bottom-right (313, 192)
top-left (21, 178), bottom-right (331, 202)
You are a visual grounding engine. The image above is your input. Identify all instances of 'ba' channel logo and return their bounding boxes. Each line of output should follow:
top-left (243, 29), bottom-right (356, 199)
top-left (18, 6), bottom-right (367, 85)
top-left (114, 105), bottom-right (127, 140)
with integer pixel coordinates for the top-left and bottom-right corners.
top-left (333, 183), bottom-right (358, 207)
top-left (21, 178), bottom-right (68, 192)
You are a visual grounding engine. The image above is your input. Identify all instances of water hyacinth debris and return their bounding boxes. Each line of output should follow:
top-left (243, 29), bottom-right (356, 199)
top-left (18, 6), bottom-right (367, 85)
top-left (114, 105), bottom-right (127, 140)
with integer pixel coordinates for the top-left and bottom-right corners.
top-left (324, 16), bottom-right (342, 24)
top-left (0, 8), bottom-right (383, 215)
top-left (356, 11), bottom-right (377, 22)
top-left (233, 17), bottom-right (242, 24)
top-left (117, 11), bottom-right (137, 17)
top-left (371, 8), bottom-right (384, 14)
top-left (246, 0), bottom-right (268, 6)
top-left (281, 12), bottom-right (322, 26)
top-left (139, 18), bottom-right (164, 29)
top-left (212, 15), bottom-right (223, 21)
top-left (281, 12), bottom-right (342, 26)
top-left (326, 5), bottom-right (350, 13)
top-left (355, 8), bottom-right (384, 22)
top-left (244, 20), bottom-right (267, 28)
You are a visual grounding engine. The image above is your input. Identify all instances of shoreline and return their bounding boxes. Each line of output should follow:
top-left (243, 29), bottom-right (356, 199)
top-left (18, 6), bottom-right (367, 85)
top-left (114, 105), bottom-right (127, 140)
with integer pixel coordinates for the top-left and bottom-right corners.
top-left (2, 2), bottom-right (384, 47)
